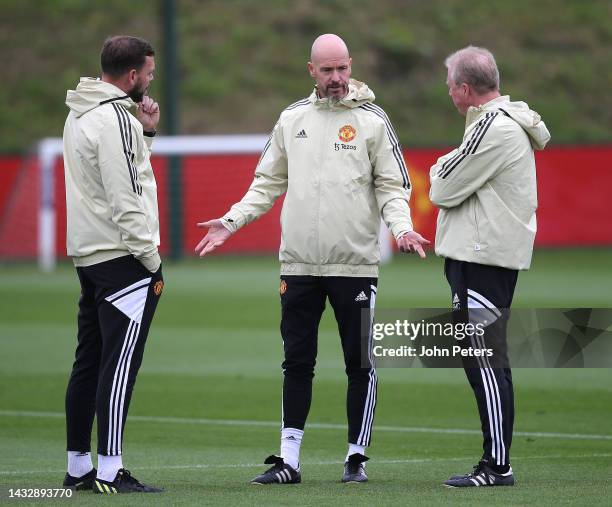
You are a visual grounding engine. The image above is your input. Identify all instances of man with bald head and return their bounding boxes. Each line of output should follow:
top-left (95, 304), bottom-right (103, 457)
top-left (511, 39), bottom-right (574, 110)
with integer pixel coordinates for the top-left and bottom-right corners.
top-left (196, 34), bottom-right (428, 484)
top-left (308, 34), bottom-right (351, 99)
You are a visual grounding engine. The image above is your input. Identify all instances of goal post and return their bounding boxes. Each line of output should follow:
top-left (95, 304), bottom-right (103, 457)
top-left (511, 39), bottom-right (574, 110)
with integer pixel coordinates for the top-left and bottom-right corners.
top-left (36, 134), bottom-right (395, 272)
top-left (37, 135), bottom-right (269, 272)
top-left (38, 138), bottom-right (62, 272)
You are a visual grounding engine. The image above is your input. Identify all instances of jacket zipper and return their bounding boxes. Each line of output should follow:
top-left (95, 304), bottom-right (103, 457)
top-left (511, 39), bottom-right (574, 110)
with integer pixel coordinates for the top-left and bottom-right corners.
top-left (315, 111), bottom-right (330, 274)
top-left (473, 202), bottom-right (481, 251)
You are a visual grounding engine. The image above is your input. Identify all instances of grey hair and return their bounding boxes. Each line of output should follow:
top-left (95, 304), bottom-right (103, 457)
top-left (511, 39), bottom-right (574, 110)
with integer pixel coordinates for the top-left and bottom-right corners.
top-left (445, 46), bottom-right (500, 94)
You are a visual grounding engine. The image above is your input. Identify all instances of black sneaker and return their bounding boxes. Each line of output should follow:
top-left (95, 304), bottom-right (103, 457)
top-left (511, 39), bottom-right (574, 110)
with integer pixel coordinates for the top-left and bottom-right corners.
top-left (93, 469), bottom-right (163, 494)
top-left (251, 455), bottom-right (301, 484)
top-left (444, 460), bottom-right (514, 487)
top-left (342, 453), bottom-right (369, 483)
top-left (63, 468), bottom-right (96, 490)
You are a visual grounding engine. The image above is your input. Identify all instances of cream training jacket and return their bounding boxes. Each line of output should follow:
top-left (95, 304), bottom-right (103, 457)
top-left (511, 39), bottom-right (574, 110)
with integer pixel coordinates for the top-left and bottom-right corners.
top-left (430, 95), bottom-right (550, 270)
top-left (222, 79), bottom-right (414, 277)
top-left (63, 78), bottom-right (161, 272)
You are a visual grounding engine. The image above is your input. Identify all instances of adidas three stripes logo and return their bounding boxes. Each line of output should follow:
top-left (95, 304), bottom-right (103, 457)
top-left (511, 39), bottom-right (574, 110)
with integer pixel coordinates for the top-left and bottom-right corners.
top-left (438, 112), bottom-right (499, 179)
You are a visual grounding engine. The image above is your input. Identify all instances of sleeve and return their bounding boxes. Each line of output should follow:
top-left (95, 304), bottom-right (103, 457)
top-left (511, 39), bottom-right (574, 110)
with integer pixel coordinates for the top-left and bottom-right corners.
top-left (369, 112), bottom-right (413, 239)
top-left (144, 135), bottom-right (154, 153)
top-left (221, 118), bottom-right (288, 233)
top-left (97, 113), bottom-right (160, 272)
top-left (429, 114), bottom-right (509, 209)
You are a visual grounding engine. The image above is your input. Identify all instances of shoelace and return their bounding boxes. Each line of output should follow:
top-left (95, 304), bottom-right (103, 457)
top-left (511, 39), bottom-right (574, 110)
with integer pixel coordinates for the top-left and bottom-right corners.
top-left (348, 463), bottom-right (362, 474)
top-left (470, 461), bottom-right (488, 476)
top-left (264, 463), bottom-right (285, 475)
top-left (118, 469), bottom-right (142, 486)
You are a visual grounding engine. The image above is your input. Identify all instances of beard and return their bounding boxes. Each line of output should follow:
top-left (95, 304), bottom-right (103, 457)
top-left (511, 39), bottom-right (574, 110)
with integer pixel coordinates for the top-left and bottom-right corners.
top-left (326, 83), bottom-right (347, 99)
top-left (128, 79), bottom-right (147, 103)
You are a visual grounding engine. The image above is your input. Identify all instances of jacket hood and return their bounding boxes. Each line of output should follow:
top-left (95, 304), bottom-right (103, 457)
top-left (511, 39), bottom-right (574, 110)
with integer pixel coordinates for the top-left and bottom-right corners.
top-left (309, 79), bottom-right (375, 109)
top-left (65, 77), bottom-right (135, 117)
top-left (467, 95), bottom-right (551, 150)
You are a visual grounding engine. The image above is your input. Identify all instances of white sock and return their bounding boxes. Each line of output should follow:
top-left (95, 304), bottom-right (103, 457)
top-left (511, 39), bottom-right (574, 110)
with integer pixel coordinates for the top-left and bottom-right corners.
top-left (97, 455), bottom-right (123, 482)
top-left (67, 451), bottom-right (93, 477)
top-left (280, 428), bottom-right (303, 470)
top-left (346, 443), bottom-right (366, 462)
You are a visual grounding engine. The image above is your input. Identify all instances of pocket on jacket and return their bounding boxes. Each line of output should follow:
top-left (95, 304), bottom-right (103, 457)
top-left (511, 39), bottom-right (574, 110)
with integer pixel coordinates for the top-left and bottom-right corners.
top-left (469, 197), bottom-right (483, 251)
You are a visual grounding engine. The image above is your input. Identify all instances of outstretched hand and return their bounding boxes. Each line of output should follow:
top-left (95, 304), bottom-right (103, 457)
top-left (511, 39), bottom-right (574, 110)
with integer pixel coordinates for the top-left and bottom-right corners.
top-left (396, 231), bottom-right (430, 259)
top-left (195, 219), bottom-right (232, 257)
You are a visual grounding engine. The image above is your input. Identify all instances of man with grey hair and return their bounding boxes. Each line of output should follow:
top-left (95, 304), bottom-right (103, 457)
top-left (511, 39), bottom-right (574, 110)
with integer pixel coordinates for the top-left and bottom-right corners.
top-left (429, 46), bottom-right (550, 487)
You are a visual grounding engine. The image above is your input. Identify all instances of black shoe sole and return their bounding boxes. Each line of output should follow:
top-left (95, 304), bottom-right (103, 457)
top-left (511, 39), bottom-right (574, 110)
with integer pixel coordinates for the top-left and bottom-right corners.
top-left (63, 482), bottom-right (94, 491)
top-left (250, 481), bottom-right (301, 485)
top-left (444, 482), bottom-right (515, 488)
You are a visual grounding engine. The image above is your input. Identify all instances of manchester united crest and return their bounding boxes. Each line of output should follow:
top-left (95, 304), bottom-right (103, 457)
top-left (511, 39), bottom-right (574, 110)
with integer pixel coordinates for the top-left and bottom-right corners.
top-left (279, 280), bottom-right (287, 295)
top-left (338, 124), bottom-right (356, 142)
top-left (153, 280), bottom-right (164, 296)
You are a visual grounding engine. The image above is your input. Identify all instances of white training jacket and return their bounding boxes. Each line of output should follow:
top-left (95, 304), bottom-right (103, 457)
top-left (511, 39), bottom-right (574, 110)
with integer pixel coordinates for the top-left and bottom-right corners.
top-left (430, 95), bottom-right (551, 270)
top-left (63, 78), bottom-right (161, 272)
top-left (221, 79), bottom-right (414, 277)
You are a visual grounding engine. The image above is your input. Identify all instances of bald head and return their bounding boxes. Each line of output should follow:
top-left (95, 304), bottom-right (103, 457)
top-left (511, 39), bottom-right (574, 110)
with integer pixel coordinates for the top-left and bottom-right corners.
top-left (308, 34), bottom-right (352, 99)
top-left (310, 34), bottom-right (349, 64)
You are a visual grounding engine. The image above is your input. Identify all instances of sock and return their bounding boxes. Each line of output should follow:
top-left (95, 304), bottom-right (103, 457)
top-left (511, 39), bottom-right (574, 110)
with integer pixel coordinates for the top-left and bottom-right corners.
top-left (97, 454), bottom-right (123, 482)
top-left (346, 443), bottom-right (366, 463)
top-left (67, 451), bottom-right (93, 477)
top-left (280, 428), bottom-right (303, 470)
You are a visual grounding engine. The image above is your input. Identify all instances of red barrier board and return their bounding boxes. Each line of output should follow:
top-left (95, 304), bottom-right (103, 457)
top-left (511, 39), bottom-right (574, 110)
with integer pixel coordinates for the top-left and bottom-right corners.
top-left (0, 145), bottom-right (610, 259)
top-left (533, 146), bottom-right (612, 245)
top-left (0, 157), bottom-right (21, 215)
top-left (179, 146), bottom-right (612, 252)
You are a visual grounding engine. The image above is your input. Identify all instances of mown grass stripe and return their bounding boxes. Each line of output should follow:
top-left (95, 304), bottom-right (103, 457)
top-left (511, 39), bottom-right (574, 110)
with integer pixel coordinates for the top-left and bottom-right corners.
top-left (2, 410), bottom-right (610, 441)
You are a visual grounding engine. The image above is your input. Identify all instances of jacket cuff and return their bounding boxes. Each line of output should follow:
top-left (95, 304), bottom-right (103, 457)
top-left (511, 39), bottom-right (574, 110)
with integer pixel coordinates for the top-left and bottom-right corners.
top-left (389, 221), bottom-right (413, 240)
top-left (221, 208), bottom-right (247, 233)
top-left (138, 251), bottom-right (161, 273)
top-left (144, 135), bottom-right (154, 152)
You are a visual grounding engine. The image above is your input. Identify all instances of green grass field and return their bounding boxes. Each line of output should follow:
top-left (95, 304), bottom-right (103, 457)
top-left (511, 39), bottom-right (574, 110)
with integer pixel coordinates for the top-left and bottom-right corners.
top-left (1, 249), bottom-right (611, 506)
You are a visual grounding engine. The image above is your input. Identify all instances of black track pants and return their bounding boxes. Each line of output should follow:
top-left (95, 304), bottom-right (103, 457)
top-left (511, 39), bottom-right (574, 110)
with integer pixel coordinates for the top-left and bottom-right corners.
top-left (65, 255), bottom-right (163, 456)
top-left (445, 258), bottom-right (518, 468)
top-left (279, 275), bottom-right (377, 446)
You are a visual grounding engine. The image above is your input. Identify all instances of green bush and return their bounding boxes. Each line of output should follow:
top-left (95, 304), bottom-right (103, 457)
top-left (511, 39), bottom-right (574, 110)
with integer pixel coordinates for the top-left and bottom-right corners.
top-left (1, 0), bottom-right (610, 152)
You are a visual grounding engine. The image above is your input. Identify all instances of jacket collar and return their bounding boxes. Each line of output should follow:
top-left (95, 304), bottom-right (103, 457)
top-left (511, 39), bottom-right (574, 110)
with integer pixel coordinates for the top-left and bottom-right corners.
top-left (308, 79), bottom-right (375, 110)
top-left (66, 78), bottom-right (136, 117)
top-left (465, 95), bottom-right (510, 128)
